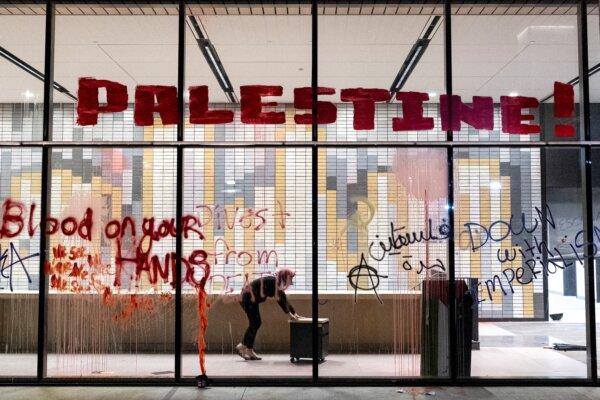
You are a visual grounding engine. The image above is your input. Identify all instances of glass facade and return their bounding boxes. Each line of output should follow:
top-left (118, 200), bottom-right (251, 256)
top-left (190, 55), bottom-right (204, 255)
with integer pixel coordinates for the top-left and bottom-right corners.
top-left (0, 0), bottom-right (599, 384)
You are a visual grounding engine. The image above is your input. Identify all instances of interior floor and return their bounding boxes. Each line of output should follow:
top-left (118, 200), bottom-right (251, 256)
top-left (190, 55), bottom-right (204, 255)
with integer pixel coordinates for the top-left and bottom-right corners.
top-left (0, 344), bottom-right (589, 378)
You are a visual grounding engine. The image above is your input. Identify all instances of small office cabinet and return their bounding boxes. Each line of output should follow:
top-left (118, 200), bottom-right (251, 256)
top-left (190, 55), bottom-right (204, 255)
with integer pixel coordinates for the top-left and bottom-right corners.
top-left (289, 318), bottom-right (329, 363)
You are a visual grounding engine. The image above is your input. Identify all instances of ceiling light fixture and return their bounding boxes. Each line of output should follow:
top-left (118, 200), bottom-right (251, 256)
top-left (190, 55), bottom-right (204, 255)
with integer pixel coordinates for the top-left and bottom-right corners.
top-left (187, 16), bottom-right (237, 103)
top-left (0, 45), bottom-right (76, 101)
top-left (540, 62), bottom-right (600, 103)
top-left (389, 15), bottom-right (443, 97)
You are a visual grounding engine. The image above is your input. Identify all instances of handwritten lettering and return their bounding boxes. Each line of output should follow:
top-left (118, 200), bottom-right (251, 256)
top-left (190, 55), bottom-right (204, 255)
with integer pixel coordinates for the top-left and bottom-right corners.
top-left (0, 242), bottom-right (38, 291)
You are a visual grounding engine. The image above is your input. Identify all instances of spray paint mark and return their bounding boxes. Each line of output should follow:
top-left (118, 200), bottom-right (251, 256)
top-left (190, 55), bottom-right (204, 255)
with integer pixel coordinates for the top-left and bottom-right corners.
top-left (190, 249), bottom-right (211, 380)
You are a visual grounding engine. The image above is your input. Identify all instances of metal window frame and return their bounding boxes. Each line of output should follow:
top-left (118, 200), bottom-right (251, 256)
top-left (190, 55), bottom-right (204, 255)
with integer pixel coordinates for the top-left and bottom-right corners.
top-left (0, 0), bottom-right (598, 387)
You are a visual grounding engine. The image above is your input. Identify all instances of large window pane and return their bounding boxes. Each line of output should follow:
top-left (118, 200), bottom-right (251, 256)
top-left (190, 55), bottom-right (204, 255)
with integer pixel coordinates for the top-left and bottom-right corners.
top-left (0, 147), bottom-right (42, 377)
top-left (455, 147), bottom-right (588, 378)
top-left (319, 3), bottom-right (445, 143)
top-left (452, 3), bottom-right (580, 142)
top-left (317, 148), bottom-right (450, 378)
top-left (180, 0), bottom-right (313, 379)
top-left (0, 5), bottom-right (45, 141)
top-left (317, 2), bottom-right (451, 379)
top-left (182, 147), bottom-right (312, 377)
top-left (53, 3), bottom-right (178, 141)
top-left (46, 148), bottom-right (176, 377)
top-left (184, 1), bottom-right (311, 142)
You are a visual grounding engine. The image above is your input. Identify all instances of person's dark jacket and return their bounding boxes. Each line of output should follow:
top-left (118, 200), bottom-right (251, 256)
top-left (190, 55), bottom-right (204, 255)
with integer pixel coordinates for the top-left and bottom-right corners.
top-left (242, 275), bottom-right (295, 314)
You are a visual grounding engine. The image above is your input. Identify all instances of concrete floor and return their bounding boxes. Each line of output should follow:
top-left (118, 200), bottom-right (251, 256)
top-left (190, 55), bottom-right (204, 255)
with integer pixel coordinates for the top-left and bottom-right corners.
top-left (3, 386), bottom-right (600, 400)
top-left (0, 346), bottom-right (587, 378)
top-left (0, 315), bottom-right (594, 378)
top-left (0, 347), bottom-right (588, 378)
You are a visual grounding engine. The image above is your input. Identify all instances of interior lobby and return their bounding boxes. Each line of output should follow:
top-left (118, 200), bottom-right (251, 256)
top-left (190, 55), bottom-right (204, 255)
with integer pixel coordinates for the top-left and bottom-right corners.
top-left (2, 1), bottom-right (600, 397)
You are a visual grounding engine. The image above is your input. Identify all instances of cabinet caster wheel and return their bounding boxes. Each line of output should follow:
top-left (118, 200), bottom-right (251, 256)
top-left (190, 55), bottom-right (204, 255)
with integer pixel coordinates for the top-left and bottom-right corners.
top-left (290, 357), bottom-right (298, 363)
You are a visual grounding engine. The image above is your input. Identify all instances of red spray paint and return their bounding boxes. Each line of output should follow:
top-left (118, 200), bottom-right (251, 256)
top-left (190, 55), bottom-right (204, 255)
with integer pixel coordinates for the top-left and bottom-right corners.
top-left (197, 287), bottom-right (209, 375)
top-left (188, 249), bottom-right (211, 376)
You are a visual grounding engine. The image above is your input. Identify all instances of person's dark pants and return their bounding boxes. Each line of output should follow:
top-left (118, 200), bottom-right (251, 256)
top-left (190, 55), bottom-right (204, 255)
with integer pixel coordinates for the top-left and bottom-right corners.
top-left (241, 294), bottom-right (261, 349)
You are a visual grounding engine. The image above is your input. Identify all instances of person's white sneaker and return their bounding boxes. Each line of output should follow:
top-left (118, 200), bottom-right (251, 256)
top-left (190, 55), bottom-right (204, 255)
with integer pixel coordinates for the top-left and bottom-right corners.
top-left (249, 349), bottom-right (262, 360)
top-left (235, 343), bottom-right (251, 360)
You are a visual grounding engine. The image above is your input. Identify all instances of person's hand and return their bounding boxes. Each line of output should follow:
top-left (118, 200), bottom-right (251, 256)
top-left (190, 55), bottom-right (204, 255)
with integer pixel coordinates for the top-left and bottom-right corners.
top-left (289, 312), bottom-right (300, 320)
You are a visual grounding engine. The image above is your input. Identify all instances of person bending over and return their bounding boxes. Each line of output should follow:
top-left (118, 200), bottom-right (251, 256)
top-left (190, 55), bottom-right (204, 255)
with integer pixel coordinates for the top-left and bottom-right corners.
top-left (236, 268), bottom-right (300, 360)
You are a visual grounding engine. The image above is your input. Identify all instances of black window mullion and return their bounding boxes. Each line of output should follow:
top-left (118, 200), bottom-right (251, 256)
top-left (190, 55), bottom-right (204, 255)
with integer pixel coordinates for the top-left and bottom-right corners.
top-left (577, 0), bottom-right (597, 382)
top-left (311, 0), bottom-right (319, 384)
top-left (444, 0), bottom-right (458, 383)
top-left (37, 0), bottom-right (55, 382)
top-left (175, 0), bottom-right (186, 383)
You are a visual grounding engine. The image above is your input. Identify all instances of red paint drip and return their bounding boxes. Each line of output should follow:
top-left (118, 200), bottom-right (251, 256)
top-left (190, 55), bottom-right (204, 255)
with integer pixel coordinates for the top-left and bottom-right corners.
top-left (197, 287), bottom-right (209, 375)
top-left (193, 253), bottom-right (211, 376)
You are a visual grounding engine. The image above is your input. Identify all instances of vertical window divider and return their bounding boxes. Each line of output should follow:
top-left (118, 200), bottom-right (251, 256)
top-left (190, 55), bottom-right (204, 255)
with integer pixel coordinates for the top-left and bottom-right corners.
top-left (37, 0), bottom-right (55, 382)
top-left (540, 146), bottom-right (550, 321)
top-left (311, 0), bottom-right (319, 384)
top-left (444, 0), bottom-right (458, 384)
top-left (539, 101), bottom-right (550, 322)
top-left (175, 0), bottom-right (186, 383)
top-left (577, 0), bottom-right (597, 382)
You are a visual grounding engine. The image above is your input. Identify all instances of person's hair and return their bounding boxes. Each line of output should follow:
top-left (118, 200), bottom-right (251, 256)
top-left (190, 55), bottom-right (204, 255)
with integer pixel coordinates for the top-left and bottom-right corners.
top-left (276, 268), bottom-right (296, 290)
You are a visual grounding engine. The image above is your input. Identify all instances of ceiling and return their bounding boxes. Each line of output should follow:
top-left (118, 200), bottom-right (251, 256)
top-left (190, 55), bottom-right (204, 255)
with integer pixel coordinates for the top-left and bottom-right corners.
top-left (0, 2), bottom-right (590, 16)
top-left (0, 3), bottom-right (598, 105)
